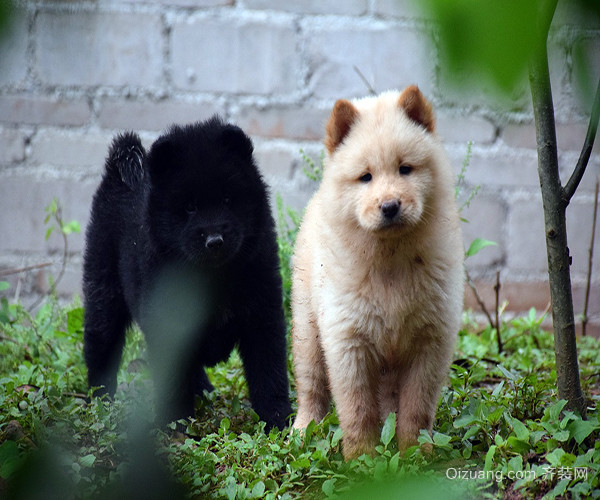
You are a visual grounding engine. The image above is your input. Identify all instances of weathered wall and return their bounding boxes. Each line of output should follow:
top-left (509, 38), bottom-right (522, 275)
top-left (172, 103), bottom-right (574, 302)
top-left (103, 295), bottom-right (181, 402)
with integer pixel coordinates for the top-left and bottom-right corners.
top-left (0, 0), bottom-right (599, 333)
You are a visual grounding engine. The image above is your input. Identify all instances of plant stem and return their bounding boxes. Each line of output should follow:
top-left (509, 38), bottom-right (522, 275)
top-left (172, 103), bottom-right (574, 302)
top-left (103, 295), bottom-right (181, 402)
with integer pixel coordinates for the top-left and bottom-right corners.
top-left (582, 178), bottom-right (599, 337)
top-left (529, 0), bottom-right (586, 417)
top-left (494, 271), bottom-right (503, 354)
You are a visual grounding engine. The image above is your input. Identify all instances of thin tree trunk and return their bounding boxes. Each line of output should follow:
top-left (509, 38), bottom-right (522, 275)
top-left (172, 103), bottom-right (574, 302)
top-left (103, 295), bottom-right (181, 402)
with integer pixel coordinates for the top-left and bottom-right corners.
top-left (529, 0), bottom-right (586, 417)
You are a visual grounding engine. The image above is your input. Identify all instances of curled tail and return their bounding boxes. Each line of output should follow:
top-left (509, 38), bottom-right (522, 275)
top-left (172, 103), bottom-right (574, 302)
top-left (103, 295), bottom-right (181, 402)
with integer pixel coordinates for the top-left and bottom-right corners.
top-left (104, 132), bottom-right (146, 189)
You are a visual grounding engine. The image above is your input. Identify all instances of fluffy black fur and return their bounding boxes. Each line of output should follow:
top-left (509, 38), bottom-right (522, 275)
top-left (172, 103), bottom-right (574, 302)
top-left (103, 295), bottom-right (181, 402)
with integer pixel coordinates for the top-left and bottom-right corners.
top-left (83, 117), bottom-right (291, 429)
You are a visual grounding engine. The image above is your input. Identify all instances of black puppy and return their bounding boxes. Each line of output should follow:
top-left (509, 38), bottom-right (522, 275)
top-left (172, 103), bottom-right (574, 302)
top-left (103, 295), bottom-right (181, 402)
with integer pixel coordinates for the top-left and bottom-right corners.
top-left (83, 117), bottom-right (291, 429)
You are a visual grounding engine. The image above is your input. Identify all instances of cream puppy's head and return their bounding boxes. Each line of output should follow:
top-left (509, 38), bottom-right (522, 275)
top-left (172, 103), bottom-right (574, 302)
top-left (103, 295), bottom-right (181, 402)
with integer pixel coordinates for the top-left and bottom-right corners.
top-left (321, 86), bottom-right (449, 239)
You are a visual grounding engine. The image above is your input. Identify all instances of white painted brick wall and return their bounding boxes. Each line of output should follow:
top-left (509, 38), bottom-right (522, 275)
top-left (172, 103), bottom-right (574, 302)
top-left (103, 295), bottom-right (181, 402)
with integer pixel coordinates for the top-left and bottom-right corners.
top-left (0, 0), bottom-right (598, 329)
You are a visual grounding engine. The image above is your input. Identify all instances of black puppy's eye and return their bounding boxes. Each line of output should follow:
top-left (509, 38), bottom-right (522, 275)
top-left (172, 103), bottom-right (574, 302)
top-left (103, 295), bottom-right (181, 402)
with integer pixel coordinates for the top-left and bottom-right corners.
top-left (185, 201), bottom-right (196, 214)
top-left (399, 165), bottom-right (412, 176)
top-left (359, 173), bottom-right (372, 183)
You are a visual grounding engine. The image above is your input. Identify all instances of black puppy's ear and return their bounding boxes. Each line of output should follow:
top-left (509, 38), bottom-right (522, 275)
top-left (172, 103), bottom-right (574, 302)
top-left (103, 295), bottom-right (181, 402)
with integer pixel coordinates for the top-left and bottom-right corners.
top-left (106, 132), bottom-right (146, 189)
top-left (220, 125), bottom-right (254, 160)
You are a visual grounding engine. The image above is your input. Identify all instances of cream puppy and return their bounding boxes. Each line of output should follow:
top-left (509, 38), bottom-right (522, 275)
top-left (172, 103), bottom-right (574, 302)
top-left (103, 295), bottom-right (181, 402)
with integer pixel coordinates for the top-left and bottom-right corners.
top-left (291, 86), bottom-right (464, 459)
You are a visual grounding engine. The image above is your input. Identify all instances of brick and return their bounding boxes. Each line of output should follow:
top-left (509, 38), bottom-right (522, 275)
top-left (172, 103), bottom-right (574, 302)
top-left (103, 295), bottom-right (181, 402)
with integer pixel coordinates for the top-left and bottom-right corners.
top-left (253, 141), bottom-right (319, 213)
top-left (36, 11), bottom-right (163, 87)
top-left (112, 0), bottom-right (232, 5)
top-left (464, 279), bottom-right (551, 314)
top-left (35, 259), bottom-right (83, 298)
top-left (171, 16), bottom-right (298, 95)
top-left (436, 114), bottom-right (496, 145)
top-left (461, 195), bottom-right (505, 268)
top-left (0, 128), bottom-right (26, 164)
top-left (572, 283), bottom-right (600, 318)
top-left (29, 129), bottom-right (113, 171)
top-left (506, 198), bottom-right (600, 277)
top-left (0, 175), bottom-right (95, 253)
top-left (253, 140), bottom-right (297, 180)
top-left (503, 121), bottom-right (600, 154)
top-left (554, 2), bottom-right (600, 29)
top-left (557, 123), bottom-right (600, 154)
top-left (447, 148), bottom-right (540, 187)
top-left (566, 201), bottom-right (600, 277)
top-left (565, 158), bottom-right (600, 196)
top-left (502, 124), bottom-right (536, 150)
top-left (0, 95), bottom-right (91, 127)
top-left (576, 321), bottom-right (600, 339)
top-left (572, 37), bottom-right (600, 114)
top-left (98, 98), bottom-right (223, 132)
top-left (304, 24), bottom-right (433, 99)
top-left (244, 0), bottom-right (367, 15)
top-left (506, 198), bottom-right (547, 274)
top-left (233, 104), bottom-right (329, 141)
top-left (0, 10), bottom-right (28, 86)
top-left (437, 56), bottom-right (532, 111)
top-left (372, 0), bottom-right (433, 19)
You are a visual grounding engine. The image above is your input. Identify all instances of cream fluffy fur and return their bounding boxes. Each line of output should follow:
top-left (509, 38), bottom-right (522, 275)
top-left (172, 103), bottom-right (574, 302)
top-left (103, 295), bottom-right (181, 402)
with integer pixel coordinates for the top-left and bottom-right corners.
top-left (291, 86), bottom-right (464, 460)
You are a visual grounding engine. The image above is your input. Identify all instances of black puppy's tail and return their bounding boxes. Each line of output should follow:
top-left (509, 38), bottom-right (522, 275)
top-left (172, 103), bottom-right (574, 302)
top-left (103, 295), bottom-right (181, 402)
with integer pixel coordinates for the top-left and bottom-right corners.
top-left (105, 132), bottom-right (146, 190)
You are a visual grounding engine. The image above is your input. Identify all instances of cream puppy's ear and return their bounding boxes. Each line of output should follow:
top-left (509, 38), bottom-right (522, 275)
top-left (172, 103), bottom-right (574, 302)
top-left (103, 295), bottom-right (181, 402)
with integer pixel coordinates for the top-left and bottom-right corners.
top-left (398, 85), bottom-right (435, 133)
top-left (325, 99), bottom-right (359, 154)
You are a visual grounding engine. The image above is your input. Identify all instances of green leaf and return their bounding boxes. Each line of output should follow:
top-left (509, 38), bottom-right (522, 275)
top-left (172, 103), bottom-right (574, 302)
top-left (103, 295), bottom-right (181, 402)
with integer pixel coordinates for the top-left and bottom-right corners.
top-left (510, 416), bottom-right (530, 441)
top-left (554, 430), bottom-right (570, 442)
top-left (417, 429), bottom-right (433, 445)
top-left (454, 411), bottom-right (478, 428)
top-left (568, 419), bottom-right (597, 444)
top-left (508, 455), bottom-right (523, 473)
top-left (322, 478), bottom-right (336, 497)
top-left (290, 458), bottom-right (311, 471)
top-left (388, 452), bottom-right (400, 473)
top-left (484, 445), bottom-right (496, 471)
top-left (0, 281), bottom-right (9, 292)
top-left (546, 448), bottom-right (565, 466)
top-left (465, 238), bottom-right (497, 257)
top-left (544, 400), bottom-right (568, 422)
top-left (0, 441), bottom-right (21, 479)
top-left (463, 425), bottom-right (481, 441)
top-left (67, 307), bottom-right (84, 335)
top-left (251, 481), bottom-right (265, 498)
top-left (380, 412), bottom-right (396, 447)
top-left (61, 220), bottom-right (81, 235)
top-left (497, 364), bottom-right (517, 381)
top-left (80, 454), bottom-right (96, 468)
top-left (220, 417), bottom-right (231, 433)
top-left (433, 432), bottom-right (452, 448)
top-left (331, 427), bottom-right (343, 447)
top-left (507, 437), bottom-right (530, 453)
top-left (549, 478), bottom-right (570, 498)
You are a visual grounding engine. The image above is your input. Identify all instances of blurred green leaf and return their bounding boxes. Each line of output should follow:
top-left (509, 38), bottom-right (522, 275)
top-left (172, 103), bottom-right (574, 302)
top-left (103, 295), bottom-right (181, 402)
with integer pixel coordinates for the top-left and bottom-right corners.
top-left (381, 412), bottom-right (396, 447)
top-left (466, 238), bottom-right (497, 257)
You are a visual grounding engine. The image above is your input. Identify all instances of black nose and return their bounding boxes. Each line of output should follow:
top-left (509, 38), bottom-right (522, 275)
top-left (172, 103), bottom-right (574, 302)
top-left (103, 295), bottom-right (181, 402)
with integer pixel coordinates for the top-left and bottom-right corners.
top-left (381, 200), bottom-right (400, 219)
top-left (205, 234), bottom-right (224, 249)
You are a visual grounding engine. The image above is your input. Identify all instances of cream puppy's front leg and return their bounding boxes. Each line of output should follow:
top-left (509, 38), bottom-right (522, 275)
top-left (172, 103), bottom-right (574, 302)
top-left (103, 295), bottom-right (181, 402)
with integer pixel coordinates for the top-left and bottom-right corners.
top-left (395, 336), bottom-right (454, 451)
top-left (322, 332), bottom-right (380, 460)
top-left (292, 300), bottom-right (331, 430)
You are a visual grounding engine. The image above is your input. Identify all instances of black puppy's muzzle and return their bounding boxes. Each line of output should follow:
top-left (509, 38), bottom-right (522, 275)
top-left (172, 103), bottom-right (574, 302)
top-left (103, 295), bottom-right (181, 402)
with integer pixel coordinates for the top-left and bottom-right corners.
top-left (205, 234), bottom-right (224, 249)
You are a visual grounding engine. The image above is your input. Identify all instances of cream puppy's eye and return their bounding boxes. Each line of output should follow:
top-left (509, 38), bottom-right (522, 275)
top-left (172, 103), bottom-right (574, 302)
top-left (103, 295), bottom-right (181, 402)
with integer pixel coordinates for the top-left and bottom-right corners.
top-left (399, 165), bottom-right (412, 176)
top-left (359, 173), bottom-right (372, 183)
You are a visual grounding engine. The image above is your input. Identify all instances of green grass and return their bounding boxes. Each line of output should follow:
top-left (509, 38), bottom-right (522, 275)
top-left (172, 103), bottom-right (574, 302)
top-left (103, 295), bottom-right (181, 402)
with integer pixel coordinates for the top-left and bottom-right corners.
top-left (1, 288), bottom-right (600, 498)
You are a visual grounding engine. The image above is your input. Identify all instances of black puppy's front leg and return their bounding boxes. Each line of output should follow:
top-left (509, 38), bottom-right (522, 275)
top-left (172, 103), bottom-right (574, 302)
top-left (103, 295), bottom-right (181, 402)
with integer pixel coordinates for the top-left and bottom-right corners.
top-left (83, 288), bottom-right (130, 397)
top-left (238, 309), bottom-right (292, 430)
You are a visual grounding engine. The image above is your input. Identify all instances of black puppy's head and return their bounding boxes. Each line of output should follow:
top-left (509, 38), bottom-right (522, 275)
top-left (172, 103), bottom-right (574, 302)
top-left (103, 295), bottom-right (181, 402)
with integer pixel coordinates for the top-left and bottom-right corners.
top-left (146, 117), bottom-right (267, 267)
